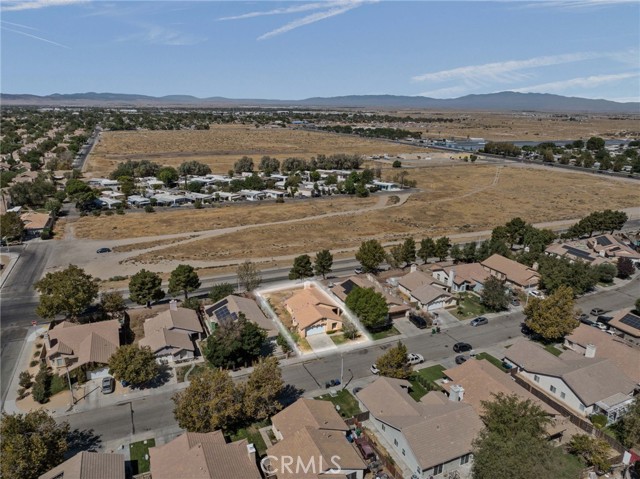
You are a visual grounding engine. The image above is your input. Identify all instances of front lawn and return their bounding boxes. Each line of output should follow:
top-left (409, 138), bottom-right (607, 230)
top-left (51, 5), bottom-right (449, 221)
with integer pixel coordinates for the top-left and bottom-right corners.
top-left (329, 333), bottom-right (350, 346)
top-left (408, 365), bottom-right (446, 401)
top-left (130, 438), bottom-right (155, 474)
top-left (544, 344), bottom-right (563, 357)
top-left (370, 326), bottom-right (400, 341)
top-left (475, 352), bottom-right (509, 372)
top-left (229, 422), bottom-right (268, 456)
top-left (315, 389), bottom-right (361, 418)
top-left (452, 293), bottom-right (487, 320)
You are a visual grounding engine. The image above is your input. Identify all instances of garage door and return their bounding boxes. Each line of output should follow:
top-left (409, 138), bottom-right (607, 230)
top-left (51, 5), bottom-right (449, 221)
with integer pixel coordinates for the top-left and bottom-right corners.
top-left (427, 301), bottom-right (443, 312)
top-left (86, 367), bottom-right (110, 380)
top-left (306, 324), bottom-right (325, 336)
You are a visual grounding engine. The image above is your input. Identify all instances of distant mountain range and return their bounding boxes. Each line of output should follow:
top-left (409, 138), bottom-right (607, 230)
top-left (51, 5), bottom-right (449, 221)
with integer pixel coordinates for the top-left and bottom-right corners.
top-left (2, 91), bottom-right (638, 114)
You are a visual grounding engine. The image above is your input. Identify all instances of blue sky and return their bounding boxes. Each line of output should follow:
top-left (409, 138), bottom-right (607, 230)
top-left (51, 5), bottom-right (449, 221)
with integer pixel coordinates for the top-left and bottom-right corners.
top-left (2, 0), bottom-right (639, 102)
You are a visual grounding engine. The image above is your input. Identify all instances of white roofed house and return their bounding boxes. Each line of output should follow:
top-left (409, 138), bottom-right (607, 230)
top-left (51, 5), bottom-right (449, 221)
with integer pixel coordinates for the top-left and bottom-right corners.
top-left (216, 191), bottom-right (242, 202)
top-left (127, 195), bottom-right (150, 207)
top-left (239, 189), bottom-right (266, 201)
top-left (151, 193), bottom-right (190, 207)
top-left (96, 197), bottom-right (122, 209)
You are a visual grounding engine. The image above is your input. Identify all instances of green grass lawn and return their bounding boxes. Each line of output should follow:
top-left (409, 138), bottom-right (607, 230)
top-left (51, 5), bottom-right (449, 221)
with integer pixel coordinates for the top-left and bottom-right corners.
top-left (370, 326), bottom-right (400, 341)
top-left (544, 344), bottom-right (563, 356)
top-left (330, 333), bottom-right (349, 346)
top-left (475, 352), bottom-right (509, 372)
top-left (49, 374), bottom-right (69, 395)
top-left (229, 423), bottom-right (268, 456)
top-left (452, 293), bottom-right (487, 320)
top-left (176, 363), bottom-right (208, 383)
top-left (315, 389), bottom-right (361, 418)
top-left (408, 365), bottom-right (446, 401)
top-left (129, 438), bottom-right (155, 474)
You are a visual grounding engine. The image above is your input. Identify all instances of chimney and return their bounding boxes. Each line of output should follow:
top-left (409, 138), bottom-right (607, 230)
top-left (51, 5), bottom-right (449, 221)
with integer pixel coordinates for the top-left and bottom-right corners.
top-left (449, 384), bottom-right (465, 402)
top-left (43, 332), bottom-right (51, 349)
top-left (410, 264), bottom-right (417, 273)
top-left (246, 443), bottom-right (256, 456)
top-left (169, 300), bottom-right (178, 311)
top-left (585, 344), bottom-right (596, 358)
top-left (447, 269), bottom-right (455, 288)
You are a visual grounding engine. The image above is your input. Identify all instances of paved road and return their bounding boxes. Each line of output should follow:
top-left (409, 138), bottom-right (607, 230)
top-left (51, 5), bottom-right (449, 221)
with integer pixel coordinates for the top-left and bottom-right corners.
top-left (63, 276), bottom-right (639, 444)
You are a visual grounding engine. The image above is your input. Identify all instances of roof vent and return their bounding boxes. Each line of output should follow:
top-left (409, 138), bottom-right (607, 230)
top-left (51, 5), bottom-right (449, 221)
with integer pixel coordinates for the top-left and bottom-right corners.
top-left (169, 300), bottom-right (178, 311)
top-left (247, 443), bottom-right (256, 456)
top-left (585, 344), bottom-right (596, 359)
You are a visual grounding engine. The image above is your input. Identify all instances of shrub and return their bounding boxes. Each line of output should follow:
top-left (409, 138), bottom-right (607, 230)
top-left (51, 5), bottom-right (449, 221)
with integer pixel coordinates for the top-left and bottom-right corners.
top-left (18, 371), bottom-right (32, 389)
top-left (92, 210), bottom-right (101, 217)
top-left (194, 200), bottom-right (203, 209)
top-left (275, 197), bottom-right (285, 204)
top-left (40, 228), bottom-right (52, 240)
top-left (32, 366), bottom-right (51, 404)
top-left (392, 160), bottom-right (402, 168)
top-left (144, 205), bottom-right (155, 213)
top-left (116, 208), bottom-right (125, 215)
top-left (29, 360), bottom-right (39, 367)
top-left (590, 414), bottom-right (608, 429)
top-left (108, 275), bottom-right (128, 281)
top-left (104, 210), bottom-right (114, 216)
top-left (33, 351), bottom-right (40, 358)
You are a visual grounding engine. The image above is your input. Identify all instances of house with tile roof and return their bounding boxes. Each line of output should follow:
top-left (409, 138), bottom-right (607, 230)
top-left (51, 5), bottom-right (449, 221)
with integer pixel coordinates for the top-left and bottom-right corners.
top-left (45, 319), bottom-right (121, 379)
top-left (205, 294), bottom-right (278, 339)
top-left (504, 340), bottom-right (638, 423)
top-left (606, 308), bottom-right (640, 344)
top-left (587, 234), bottom-right (640, 263)
top-left (39, 452), bottom-right (125, 479)
top-left (431, 262), bottom-right (489, 293)
top-left (396, 270), bottom-right (456, 312)
top-left (332, 275), bottom-right (410, 319)
top-left (356, 377), bottom-right (483, 478)
top-left (481, 254), bottom-right (541, 291)
top-left (20, 211), bottom-right (53, 238)
top-left (266, 398), bottom-right (366, 479)
top-left (149, 431), bottom-right (262, 479)
top-left (284, 285), bottom-right (344, 338)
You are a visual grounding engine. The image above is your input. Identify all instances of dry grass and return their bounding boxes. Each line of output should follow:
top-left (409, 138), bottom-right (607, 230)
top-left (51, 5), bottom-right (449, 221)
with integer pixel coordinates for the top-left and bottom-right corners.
top-left (73, 196), bottom-right (377, 240)
top-left (127, 165), bottom-right (640, 263)
top-left (127, 304), bottom-right (170, 344)
top-left (112, 236), bottom-right (197, 253)
top-left (86, 125), bottom-right (428, 177)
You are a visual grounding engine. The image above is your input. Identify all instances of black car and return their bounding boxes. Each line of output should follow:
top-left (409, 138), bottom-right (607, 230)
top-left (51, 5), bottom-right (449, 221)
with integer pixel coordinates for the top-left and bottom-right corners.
top-left (408, 313), bottom-right (428, 329)
top-left (597, 315), bottom-right (613, 324)
top-left (580, 317), bottom-right (598, 327)
top-left (96, 247), bottom-right (111, 254)
top-left (453, 342), bottom-right (472, 353)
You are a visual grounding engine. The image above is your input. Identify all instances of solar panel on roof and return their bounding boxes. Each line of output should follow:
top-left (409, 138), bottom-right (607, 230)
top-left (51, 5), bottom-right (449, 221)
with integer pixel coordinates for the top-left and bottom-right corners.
top-left (563, 245), bottom-right (594, 261)
top-left (214, 305), bottom-right (237, 324)
top-left (619, 313), bottom-right (640, 331)
top-left (342, 280), bottom-right (357, 295)
top-left (596, 236), bottom-right (612, 246)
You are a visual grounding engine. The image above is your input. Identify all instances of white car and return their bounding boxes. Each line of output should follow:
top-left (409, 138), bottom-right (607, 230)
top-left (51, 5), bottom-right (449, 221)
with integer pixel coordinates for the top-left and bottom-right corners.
top-left (527, 290), bottom-right (545, 299)
top-left (370, 364), bottom-right (380, 375)
top-left (407, 353), bottom-right (424, 365)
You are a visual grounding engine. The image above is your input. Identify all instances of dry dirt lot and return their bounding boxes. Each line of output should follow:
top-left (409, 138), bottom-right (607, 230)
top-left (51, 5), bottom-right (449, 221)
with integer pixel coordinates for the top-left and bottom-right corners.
top-left (125, 165), bottom-right (640, 264)
top-left (85, 125), bottom-right (429, 177)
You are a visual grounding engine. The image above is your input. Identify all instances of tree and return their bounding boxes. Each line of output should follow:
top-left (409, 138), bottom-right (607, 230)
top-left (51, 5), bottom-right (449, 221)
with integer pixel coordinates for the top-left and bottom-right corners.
top-left (177, 160), bottom-right (211, 177)
top-left (636, 297), bottom-right (640, 314)
top-left (44, 198), bottom-right (62, 217)
top-left (64, 178), bottom-right (91, 198)
top-left (595, 263), bottom-right (617, 284)
top-left (234, 156), bottom-right (254, 173)
top-left (617, 257), bottom-right (635, 279)
top-left (289, 254), bottom-right (314, 280)
top-left (524, 285), bottom-right (578, 341)
top-left (34, 265), bottom-right (99, 320)
top-left (1, 410), bottom-right (69, 479)
top-left (450, 244), bottom-right (464, 264)
top-left (376, 341), bottom-right (409, 379)
top-left (392, 160), bottom-right (402, 168)
top-left (18, 371), bottom-right (32, 389)
top-left (108, 345), bottom-right (158, 386)
top-left (568, 434), bottom-right (611, 472)
top-left (100, 291), bottom-right (126, 319)
top-left (345, 287), bottom-right (389, 331)
top-left (586, 136), bottom-right (605, 151)
top-left (0, 212), bottom-right (24, 241)
top-left (157, 166), bottom-right (179, 186)
top-left (204, 315), bottom-right (267, 369)
top-left (434, 236), bottom-right (450, 261)
top-left (209, 283), bottom-right (235, 303)
top-left (128, 269), bottom-right (164, 307)
top-left (313, 249), bottom-right (333, 279)
top-left (620, 396), bottom-right (640, 448)
top-left (117, 176), bottom-right (135, 197)
top-left (401, 237), bottom-right (416, 266)
top-left (463, 242), bottom-right (477, 263)
top-left (237, 260), bottom-right (262, 291)
top-left (259, 156), bottom-right (280, 174)
top-left (241, 357), bottom-right (284, 421)
top-left (355, 239), bottom-right (386, 273)
top-left (418, 237), bottom-right (436, 263)
top-left (172, 368), bottom-right (241, 433)
top-left (481, 276), bottom-right (509, 312)
top-left (32, 365), bottom-right (51, 404)
top-left (387, 244), bottom-right (404, 269)
top-left (168, 264), bottom-right (201, 300)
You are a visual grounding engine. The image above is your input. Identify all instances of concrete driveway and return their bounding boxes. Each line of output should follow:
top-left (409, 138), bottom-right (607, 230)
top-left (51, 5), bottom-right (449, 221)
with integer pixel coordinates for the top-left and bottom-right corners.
top-left (306, 333), bottom-right (337, 353)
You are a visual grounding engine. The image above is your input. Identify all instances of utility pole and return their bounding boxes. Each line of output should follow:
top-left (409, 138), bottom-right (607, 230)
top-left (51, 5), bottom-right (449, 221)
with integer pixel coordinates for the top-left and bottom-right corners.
top-left (340, 354), bottom-right (344, 386)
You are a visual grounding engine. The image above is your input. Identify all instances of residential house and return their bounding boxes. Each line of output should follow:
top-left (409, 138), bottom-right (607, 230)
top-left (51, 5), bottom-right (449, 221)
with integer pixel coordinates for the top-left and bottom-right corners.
top-left (481, 254), bottom-right (540, 291)
top-left (20, 211), bottom-right (53, 237)
top-left (587, 234), bottom-right (640, 263)
top-left (504, 340), bottom-right (637, 423)
top-left (149, 431), bottom-right (262, 479)
top-left (96, 197), bottom-right (122, 210)
top-left (372, 180), bottom-right (402, 191)
top-left (239, 189), bottom-right (266, 201)
top-left (396, 270), bottom-right (456, 312)
top-left (217, 192), bottom-right (242, 202)
top-left (139, 301), bottom-right (204, 363)
top-left (44, 319), bottom-right (121, 380)
top-left (151, 193), bottom-right (190, 207)
top-left (127, 195), bottom-right (150, 207)
top-left (39, 452), bottom-right (125, 479)
top-left (205, 294), bottom-right (279, 339)
top-left (332, 275), bottom-right (410, 319)
top-left (432, 263), bottom-right (489, 294)
top-left (267, 398), bottom-right (367, 479)
top-left (545, 242), bottom-right (609, 266)
top-left (284, 285), bottom-right (343, 338)
top-left (607, 309), bottom-right (640, 344)
top-left (356, 377), bottom-right (483, 478)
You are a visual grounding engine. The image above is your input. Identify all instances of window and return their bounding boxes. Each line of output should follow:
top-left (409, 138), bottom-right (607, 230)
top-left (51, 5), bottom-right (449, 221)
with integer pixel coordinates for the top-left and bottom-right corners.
top-left (560, 392), bottom-right (566, 399)
top-left (460, 454), bottom-right (470, 465)
top-left (381, 424), bottom-right (385, 431)
top-left (550, 385), bottom-right (557, 394)
top-left (402, 449), bottom-right (406, 456)
top-left (534, 375), bottom-right (540, 382)
top-left (394, 438), bottom-right (398, 446)
top-left (579, 404), bottom-right (585, 412)
top-left (433, 464), bottom-right (444, 475)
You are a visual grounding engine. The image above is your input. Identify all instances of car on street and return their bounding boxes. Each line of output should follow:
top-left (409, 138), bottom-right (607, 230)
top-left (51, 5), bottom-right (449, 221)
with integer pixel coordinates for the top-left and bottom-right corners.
top-left (370, 364), bottom-right (380, 375)
top-left (453, 342), bottom-right (473, 353)
top-left (580, 316), bottom-right (598, 327)
top-left (408, 313), bottom-right (428, 329)
top-left (354, 267), bottom-right (364, 274)
top-left (96, 247), bottom-right (111, 254)
top-left (590, 308), bottom-right (608, 316)
top-left (407, 353), bottom-right (424, 365)
top-left (470, 316), bottom-right (488, 327)
top-left (527, 290), bottom-right (545, 299)
top-left (597, 315), bottom-right (613, 324)
top-left (455, 354), bottom-right (470, 365)
top-left (576, 313), bottom-right (589, 322)
top-left (101, 376), bottom-right (115, 394)
top-left (510, 298), bottom-right (520, 307)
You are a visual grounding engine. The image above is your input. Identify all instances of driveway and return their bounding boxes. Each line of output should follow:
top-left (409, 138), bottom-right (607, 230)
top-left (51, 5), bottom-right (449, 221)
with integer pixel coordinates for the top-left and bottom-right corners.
top-left (306, 333), bottom-right (337, 353)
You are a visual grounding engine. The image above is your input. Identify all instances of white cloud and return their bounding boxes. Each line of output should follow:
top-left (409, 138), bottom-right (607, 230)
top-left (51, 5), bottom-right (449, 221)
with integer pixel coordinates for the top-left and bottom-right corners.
top-left (1, 0), bottom-right (86, 12)
top-left (522, 0), bottom-right (637, 10)
top-left (219, 2), bottom-right (339, 21)
top-left (0, 20), bottom-right (38, 30)
top-left (418, 85), bottom-right (472, 98)
top-left (513, 72), bottom-right (639, 93)
top-left (1, 25), bottom-right (69, 48)
top-left (116, 23), bottom-right (205, 46)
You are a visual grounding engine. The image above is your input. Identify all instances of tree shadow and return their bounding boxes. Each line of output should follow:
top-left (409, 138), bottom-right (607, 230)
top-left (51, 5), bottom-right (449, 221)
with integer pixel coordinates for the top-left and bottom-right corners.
top-left (135, 364), bottom-right (173, 389)
top-left (278, 384), bottom-right (304, 407)
top-left (66, 428), bottom-right (102, 457)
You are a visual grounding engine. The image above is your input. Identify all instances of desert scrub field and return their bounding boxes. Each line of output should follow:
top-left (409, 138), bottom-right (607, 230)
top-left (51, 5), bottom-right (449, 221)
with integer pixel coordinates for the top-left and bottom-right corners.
top-left (85, 124), bottom-right (429, 177)
top-left (126, 165), bottom-right (640, 263)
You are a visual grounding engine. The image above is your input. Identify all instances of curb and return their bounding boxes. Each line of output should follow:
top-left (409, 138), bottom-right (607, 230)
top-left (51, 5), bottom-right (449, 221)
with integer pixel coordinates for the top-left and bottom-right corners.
top-left (0, 250), bottom-right (22, 290)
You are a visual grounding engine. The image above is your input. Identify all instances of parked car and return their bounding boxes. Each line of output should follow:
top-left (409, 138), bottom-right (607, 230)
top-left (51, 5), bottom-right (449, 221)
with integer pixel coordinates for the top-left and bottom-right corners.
top-left (501, 359), bottom-right (514, 370)
top-left (580, 317), bottom-right (598, 327)
top-left (453, 342), bottom-right (472, 353)
top-left (96, 247), bottom-right (111, 254)
top-left (597, 315), bottom-right (613, 324)
top-left (455, 354), bottom-right (470, 365)
top-left (590, 308), bottom-right (608, 316)
top-left (370, 364), bottom-right (380, 375)
top-left (470, 316), bottom-right (488, 327)
top-left (576, 313), bottom-right (589, 322)
top-left (354, 267), bottom-right (364, 274)
top-left (527, 290), bottom-right (545, 299)
top-left (510, 298), bottom-right (521, 307)
top-left (407, 353), bottom-right (424, 365)
top-left (101, 376), bottom-right (115, 394)
top-left (408, 313), bottom-right (428, 329)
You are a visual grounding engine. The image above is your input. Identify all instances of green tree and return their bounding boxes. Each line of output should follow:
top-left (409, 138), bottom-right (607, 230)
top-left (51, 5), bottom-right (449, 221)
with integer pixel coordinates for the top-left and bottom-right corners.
top-left (567, 434), bottom-right (611, 472)
top-left (234, 156), bottom-right (254, 173)
top-left (376, 341), bottom-right (409, 379)
top-left (595, 263), bottom-right (617, 284)
top-left (209, 283), bottom-right (235, 303)
top-left (64, 178), bottom-right (91, 198)
top-left (313, 249), bottom-right (333, 279)
top-left (128, 269), bottom-right (165, 307)
top-left (18, 371), bottom-right (32, 389)
top-left (31, 365), bottom-right (51, 404)
top-left (241, 357), bottom-right (284, 421)
top-left (345, 287), bottom-right (389, 331)
top-left (355, 239), bottom-right (386, 273)
top-left (418, 237), bottom-right (436, 263)
top-left (586, 136), bottom-right (605, 151)
top-left (289, 254), bottom-right (314, 280)
top-left (172, 368), bottom-right (241, 433)
top-left (401, 237), bottom-right (416, 266)
top-left (434, 236), bottom-right (451, 261)
top-left (481, 276), bottom-right (509, 312)
top-left (177, 160), bottom-right (211, 177)
top-left (617, 257), bottom-right (635, 279)
top-left (157, 166), bottom-right (179, 186)
top-left (44, 198), bottom-right (62, 217)
top-left (0, 212), bottom-right (24, 241)
top-left (108, 345), bottom-right (158, 386)
top-left (620, 396), bottom-right (640, 448)
top-left (259, 156), bottom-right (280, 174)
top-left (524, 285), bottom-right (578, 341)
top-left (450, 243), bottom-right (464, 264)
top-left (117, 176), bottom-right (135, 197)
top-left (0, 410), bottom-right (69, 479)
top-left (100, 291), bottom-right (126, 319)
top-left (237, 260), bottom-right (262, 291)
top-left (168, 264), bottom-right (201, 300)
top-left (204, 315), bottom-right (267, 369)
top-left (34, 265), bottom-right (99, 320)
top-left (463, 242), bottom-right (477, 263)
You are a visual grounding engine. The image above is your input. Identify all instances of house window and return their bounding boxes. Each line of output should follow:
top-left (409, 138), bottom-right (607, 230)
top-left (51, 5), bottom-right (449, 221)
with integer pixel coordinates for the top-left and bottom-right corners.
top-left (433, 464), bottom-right (444, 475)
top-left (534, 375), bottom-right (540, 382)
top-left (402, 449), bottom-right (406, 456)
top-left (394, 438), bottom-right (398, 447)
top-left (550, 385), bottom-right (557, 394)
top-left (579, 404), bottom-right (585, 412)
top-left (381, 424), bottom-right (385, 431)
top-left (460, 454), bottom-right (470, 465)
top-left (560, 392), bottom-right (566, 399)
top-left (331, 322), bottom-right (337, 330)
